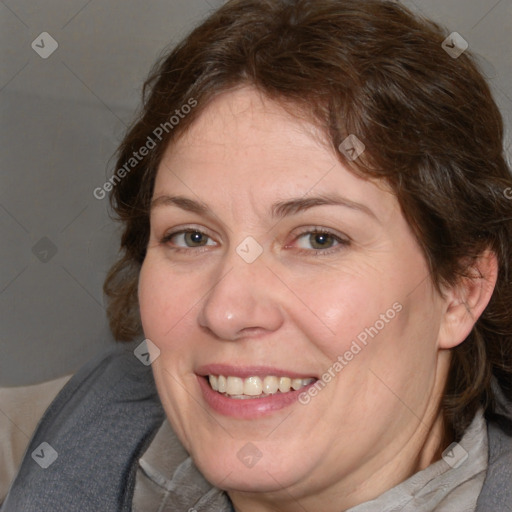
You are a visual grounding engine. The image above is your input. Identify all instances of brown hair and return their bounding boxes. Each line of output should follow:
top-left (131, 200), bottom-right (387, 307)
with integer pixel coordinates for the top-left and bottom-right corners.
top-left (104, 0), bottom-right (512, 438)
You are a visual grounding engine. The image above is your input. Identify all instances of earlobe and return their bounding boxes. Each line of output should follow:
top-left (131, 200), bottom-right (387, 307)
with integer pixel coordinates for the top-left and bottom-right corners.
top-left (438, 250), bottom-right (498, 350)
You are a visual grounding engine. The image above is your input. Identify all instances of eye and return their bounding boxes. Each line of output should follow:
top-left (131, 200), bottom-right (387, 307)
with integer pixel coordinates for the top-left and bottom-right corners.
top-left (161, 229), bottom-right (216, 249)
top-left (290, 228), bottom-right (350, 254)
top-left (298, 232), bottom-right (337, 250)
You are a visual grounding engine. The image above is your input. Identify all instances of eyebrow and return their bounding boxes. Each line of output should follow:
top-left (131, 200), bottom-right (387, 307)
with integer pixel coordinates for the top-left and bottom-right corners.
top-left (151, 195), bottom-right (209, 215)
top-left (271, 195), bottom-right (377, 220)
top-left (150, 193), bottom-right (378, 221)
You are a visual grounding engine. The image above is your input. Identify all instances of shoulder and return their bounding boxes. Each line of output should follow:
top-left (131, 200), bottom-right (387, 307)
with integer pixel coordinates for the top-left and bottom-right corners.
top-left (1, 342), bottom-right (166, 512)
top-left (31, 341), bottom-right (162, 431)
top-left (476, 383), bottom-right (512, 512)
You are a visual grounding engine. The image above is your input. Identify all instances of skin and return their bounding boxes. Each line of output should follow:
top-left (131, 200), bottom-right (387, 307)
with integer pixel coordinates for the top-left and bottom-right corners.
top-left (138, 86), bottom-right (496, 512)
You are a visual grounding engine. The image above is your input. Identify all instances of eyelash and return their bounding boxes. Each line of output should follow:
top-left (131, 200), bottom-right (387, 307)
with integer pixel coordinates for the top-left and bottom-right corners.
top-left (290, 228), bottom-right (351, 256)
top-left (160, 229), bottom-right (214, 255)
top-left (160, 227), bottom-right (350, 256)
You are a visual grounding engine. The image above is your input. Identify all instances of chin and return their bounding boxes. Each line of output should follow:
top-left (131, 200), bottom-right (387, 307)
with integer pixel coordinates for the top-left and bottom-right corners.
top-left (195, 451), bottom-right (305, 494)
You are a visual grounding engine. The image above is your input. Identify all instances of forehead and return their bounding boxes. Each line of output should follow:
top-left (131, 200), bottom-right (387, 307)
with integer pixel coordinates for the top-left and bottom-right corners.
top-left (154, 86), bottom-right (396, 218)
top-left (163, 87), bottom-right (330, 172)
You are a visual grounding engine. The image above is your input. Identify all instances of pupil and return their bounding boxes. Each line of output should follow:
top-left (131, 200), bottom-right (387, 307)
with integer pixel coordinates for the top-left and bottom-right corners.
top-left (311, 233), bottom-right (332, 249)
top-left (187, 232), bottom-right (204, 245)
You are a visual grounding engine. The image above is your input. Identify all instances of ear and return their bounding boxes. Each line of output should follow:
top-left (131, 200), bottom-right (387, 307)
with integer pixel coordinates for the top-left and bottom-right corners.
top-left (438, 249), bottom-right (498, 350)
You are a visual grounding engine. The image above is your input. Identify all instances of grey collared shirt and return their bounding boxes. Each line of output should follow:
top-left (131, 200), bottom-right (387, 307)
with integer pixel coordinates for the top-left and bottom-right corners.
top-left (133, 409), bottom-right (488, 512)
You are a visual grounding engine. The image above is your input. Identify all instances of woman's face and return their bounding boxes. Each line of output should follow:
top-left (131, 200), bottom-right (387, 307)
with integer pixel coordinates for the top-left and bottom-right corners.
top-left (138, 87), bottom-right (451, 508)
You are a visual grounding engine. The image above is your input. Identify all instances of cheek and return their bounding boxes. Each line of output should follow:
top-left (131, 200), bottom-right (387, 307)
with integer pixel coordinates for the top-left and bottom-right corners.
top-left (289, 257), bottom-right (440, 384)
top-left (287, 268), bottom-right (401, 360)
top-left (138, 256), bottom-right (198, 342)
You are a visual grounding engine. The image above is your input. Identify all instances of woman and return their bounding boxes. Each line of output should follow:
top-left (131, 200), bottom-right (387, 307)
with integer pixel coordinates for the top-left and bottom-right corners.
top-left (3, 0), bottom-right (511, 510)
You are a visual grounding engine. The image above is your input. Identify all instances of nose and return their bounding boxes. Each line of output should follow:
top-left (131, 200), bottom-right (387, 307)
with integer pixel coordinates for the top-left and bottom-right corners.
top-left (197, 252), bottom-right (284, 341)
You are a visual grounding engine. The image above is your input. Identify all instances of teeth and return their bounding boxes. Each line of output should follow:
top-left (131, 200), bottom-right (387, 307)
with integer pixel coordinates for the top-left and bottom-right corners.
top-left (279, 377), bottom-right (291, 393)
top-left (226, 376), bottom-right (244, 395)
top-left (218, 375), bottom-right (227, 393)
top-left (291, 378), bottom-right (303, 390)
top-left (207, 374), bottom-right (315, 398)
top-left (263, 375), bottom-right (279, 394)
top-left (244, 376), bottom-right (262, 396)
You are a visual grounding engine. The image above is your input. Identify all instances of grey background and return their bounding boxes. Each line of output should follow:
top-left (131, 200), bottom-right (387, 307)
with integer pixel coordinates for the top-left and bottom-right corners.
top-left (1, 0), bottom-right (511, 386)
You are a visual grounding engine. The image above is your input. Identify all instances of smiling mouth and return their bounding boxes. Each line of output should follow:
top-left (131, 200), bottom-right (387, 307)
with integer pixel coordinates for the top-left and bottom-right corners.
top-left (206, 374), bottom-right (317, 399)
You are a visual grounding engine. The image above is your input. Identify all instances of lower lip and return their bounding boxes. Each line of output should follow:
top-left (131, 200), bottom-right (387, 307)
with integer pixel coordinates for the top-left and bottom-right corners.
top-left (197, 376), bottom-right (316, 419)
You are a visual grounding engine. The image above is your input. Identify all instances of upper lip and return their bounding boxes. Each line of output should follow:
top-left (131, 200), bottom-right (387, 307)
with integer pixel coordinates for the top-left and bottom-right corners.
top-left (196, 364), bottom-right (318, 380)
